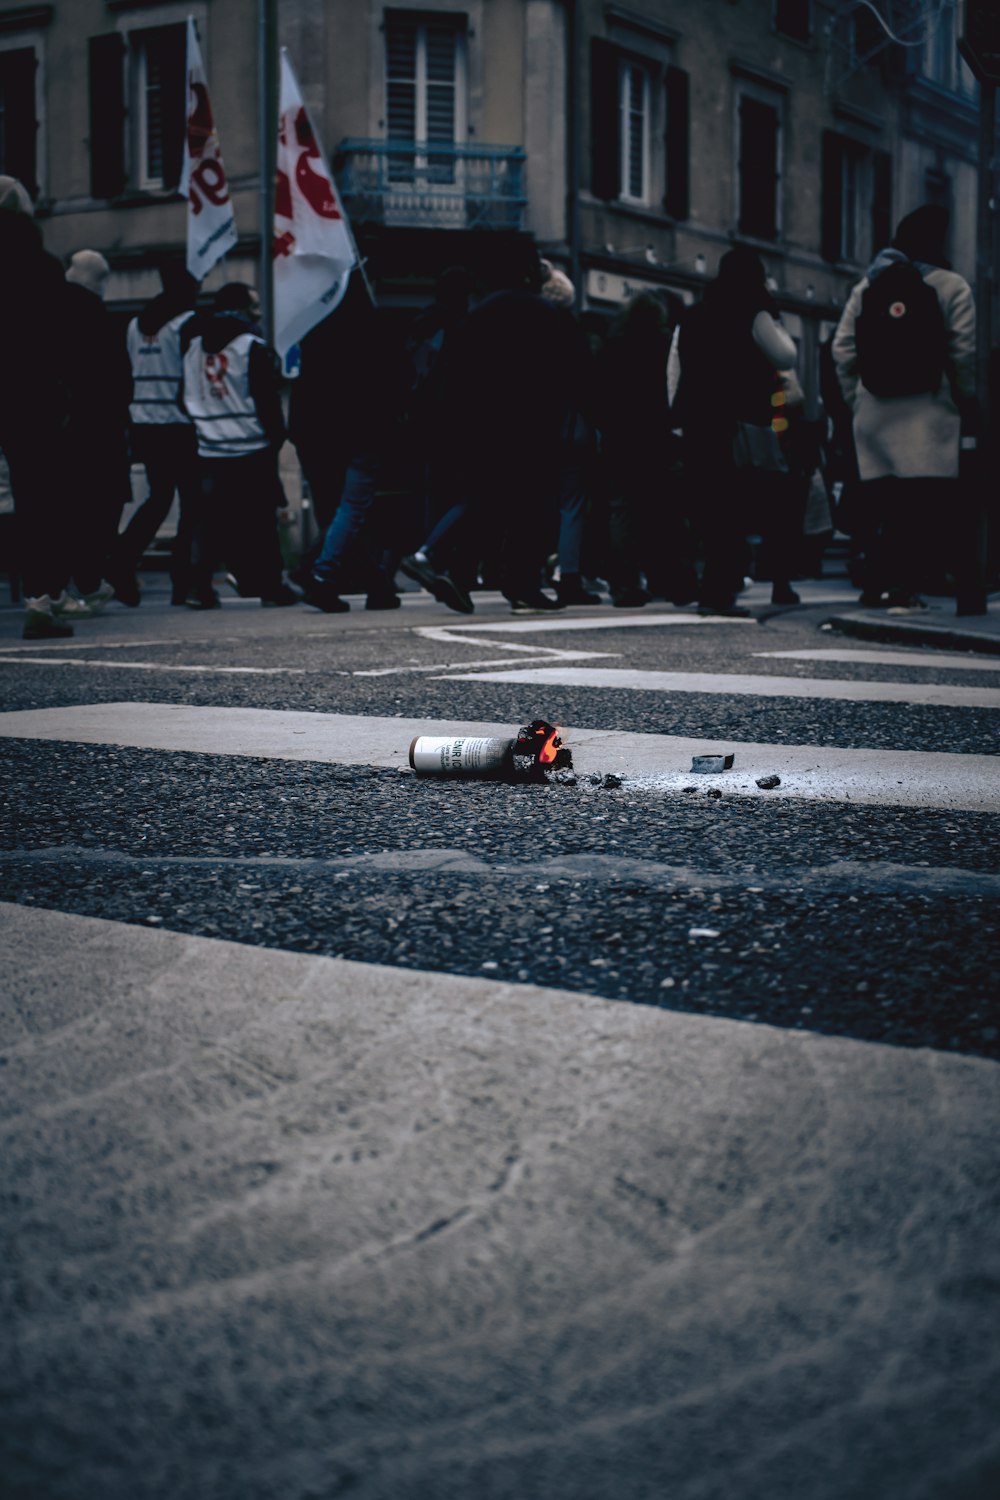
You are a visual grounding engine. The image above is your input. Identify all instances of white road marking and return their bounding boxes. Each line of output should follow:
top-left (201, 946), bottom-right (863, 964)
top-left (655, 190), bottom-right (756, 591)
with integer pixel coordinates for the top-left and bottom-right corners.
top-left (0, 657), bottom-right (307, 675)
top-left (756, 648), bottom-right (1000, 672)
top-left (417, 613), bottom-right (758, 640)
top-left (440, 666), bottom-right (1000, 709)
top-left (353, 651), bottom-right (615, 676)
top-left (0, 702), bottom-right (996, 810)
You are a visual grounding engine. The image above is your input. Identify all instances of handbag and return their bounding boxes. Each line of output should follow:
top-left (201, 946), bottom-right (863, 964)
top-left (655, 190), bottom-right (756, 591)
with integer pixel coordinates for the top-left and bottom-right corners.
top-left (732, 420), bottom-right (788, 474)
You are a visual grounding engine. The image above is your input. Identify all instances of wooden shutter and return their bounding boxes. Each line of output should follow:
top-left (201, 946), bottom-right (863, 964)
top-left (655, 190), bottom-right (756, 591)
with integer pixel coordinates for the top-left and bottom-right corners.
top-left (0, 48), bottom-right (38, 197)
top-left (89, 33), bottom-right (126, 198)
top-left (738, 96), bottom-right (779, 240)
top-left (820, 131), bottom-right (843, 262)
top-left (871, 149), bottom-right (892, 254)
top-left (590, 38), bottom-right (619, 201)
top-left (664, 66), bottom-right (689, 220)
top-left (159, 23), bottom-right (186, 190)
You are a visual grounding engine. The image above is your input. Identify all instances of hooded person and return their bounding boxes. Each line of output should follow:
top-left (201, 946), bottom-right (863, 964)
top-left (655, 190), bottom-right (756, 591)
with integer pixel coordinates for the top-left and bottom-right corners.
top-left (0, 178), bottom-right (82, 637)
top-left (180, 281), bottom-right (297, 609)
top-left (832, 204), bottom-right (975, 610)
top-left (107, 263), bottom-right (200, 605)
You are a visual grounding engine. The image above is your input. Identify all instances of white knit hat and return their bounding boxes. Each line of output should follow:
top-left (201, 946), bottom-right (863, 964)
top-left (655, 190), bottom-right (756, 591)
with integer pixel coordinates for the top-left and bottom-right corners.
top-left (0, 175), bottom-right (33, 215)
top-left (539, 259), bottom-right (575, 309)
top-left (66, 249), bottom-right (111, 298)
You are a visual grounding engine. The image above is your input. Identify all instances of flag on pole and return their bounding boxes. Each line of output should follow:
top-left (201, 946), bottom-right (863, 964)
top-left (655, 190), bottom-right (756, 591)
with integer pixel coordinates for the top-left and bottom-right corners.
top-left (180, 17), bottom-right (237, 282)
top-left (272, 48), bottom-right (358, 360)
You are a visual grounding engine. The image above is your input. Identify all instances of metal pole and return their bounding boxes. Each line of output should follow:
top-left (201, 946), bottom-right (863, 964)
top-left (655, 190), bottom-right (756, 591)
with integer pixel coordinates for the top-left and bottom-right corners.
top-left (566, 0), bottom-right (582, 307)
top-left (975, 81), bottom-right (995, 419)
top-left (959, 78), bottom-right (996, 615)
top-left (258, 0), bottom-right (277, 343)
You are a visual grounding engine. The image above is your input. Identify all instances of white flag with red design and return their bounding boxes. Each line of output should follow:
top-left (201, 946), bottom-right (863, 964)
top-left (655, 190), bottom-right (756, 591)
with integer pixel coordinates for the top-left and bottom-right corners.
top-left (180, 17), bottom-right (238, 281)
top-left (273, 48), bottom-right (356, 359)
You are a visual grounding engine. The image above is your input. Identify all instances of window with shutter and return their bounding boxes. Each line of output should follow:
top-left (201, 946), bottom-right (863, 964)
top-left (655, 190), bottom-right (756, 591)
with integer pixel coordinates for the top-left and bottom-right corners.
top-left (774, 0), bottom-right (811, 44)
top-left (132, 25), bottom-right (186, 191)
top-left (590, 38), bottom-right (619, 201)
top-left (89, 33), bottom-right (126, 199)
top-left (737, 93), bottom-right (780, 241)
top-left (0, 46), bottom-right (37, 197)
top-left (619, 61), bottom-right (649, 203)
top-left (384, 13), bottom-right (464, 186)
top-left (871, 149), bottom-right (892, 252)
top-left (664, 66), bottom-right (689, 220)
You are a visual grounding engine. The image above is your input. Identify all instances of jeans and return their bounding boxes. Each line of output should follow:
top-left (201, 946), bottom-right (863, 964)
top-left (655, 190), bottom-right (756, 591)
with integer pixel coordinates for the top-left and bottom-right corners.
top-left (113, 424), bottom-right (199, 595)
top-left (313, 453), bottom-right (394, 593)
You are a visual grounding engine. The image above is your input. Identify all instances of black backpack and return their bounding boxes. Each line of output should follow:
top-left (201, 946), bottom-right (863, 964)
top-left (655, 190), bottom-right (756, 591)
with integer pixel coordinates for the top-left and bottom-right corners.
top-left (855, 258), bottom-right (947, 398)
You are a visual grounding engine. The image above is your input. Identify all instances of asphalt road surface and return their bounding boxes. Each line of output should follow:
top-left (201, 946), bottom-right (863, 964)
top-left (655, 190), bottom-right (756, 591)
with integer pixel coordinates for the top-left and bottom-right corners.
top-left (2, 576), bottom-right (998, 1500)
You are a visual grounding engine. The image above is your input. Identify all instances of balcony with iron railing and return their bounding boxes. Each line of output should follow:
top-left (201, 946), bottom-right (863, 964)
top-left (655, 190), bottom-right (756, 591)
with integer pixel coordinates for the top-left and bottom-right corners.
top-left (335, 140), bottom-right (527, 231)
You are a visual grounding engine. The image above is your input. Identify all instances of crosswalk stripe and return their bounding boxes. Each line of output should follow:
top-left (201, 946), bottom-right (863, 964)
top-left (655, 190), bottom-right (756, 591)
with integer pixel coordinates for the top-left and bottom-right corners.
top-left (756, 648), bottom-right (1000, 672)
top-left (0, 657), bottom-right (307, 675)
top-left (1, 702), bottom-right (996, 810)
top-left (417, 612), bottom-right (758, 639)
top-left (441, 666), bottom-right (1000, 709)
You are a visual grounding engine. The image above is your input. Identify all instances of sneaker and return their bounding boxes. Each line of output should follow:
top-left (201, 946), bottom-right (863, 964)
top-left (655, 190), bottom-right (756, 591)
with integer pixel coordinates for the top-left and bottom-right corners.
top-left (611, 586), bottom-right (651, 609)
top-left (302, 577), bottom-right (350, 613)
top-left (508, 590), bottom-right (564, 613)
top-left (698, 602), bottom-right (753, 618)
top-left (886, 593), bottom-right (928, 614)
top-left (184, 589), bottom-right (221, 610)
top-left (858, 591), bottom-right (887, 608)
top-left (365, 590), bottom-right (402, 610)
top-left (52, 590), bottom-right (94, 619)
top-left (23, 597), bottom-right (74, 639)
top-left (106, 569), bottom-right (140, 607)
top-left (81, 580), bottom-right (115, 614)
top-left (261, 584), bottom-right (301, 607)
top-left (399, 553), bottom-right (474, 614)
top-left (556, 576), bottom-right (602, 606)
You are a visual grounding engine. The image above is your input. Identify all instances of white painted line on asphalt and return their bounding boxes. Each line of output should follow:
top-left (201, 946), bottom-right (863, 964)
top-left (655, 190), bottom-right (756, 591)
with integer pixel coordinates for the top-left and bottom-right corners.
top-left (1, 702), bottom-right (997, 810)
top-left (353, 650), bottom-right (615, 676)
top-left (417, 613), bottom-right (759, 639)
top-left (756, 648), bottom-right (1000, 672)
top-left (0, 658), bottom-right (307, 675)
top-left (440, 665), bottom-right (1000, 709)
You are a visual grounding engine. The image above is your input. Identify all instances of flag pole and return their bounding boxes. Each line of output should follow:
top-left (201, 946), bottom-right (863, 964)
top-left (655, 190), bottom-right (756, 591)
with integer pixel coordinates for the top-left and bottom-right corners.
top-left (258, 0), bottom-right (277, 342)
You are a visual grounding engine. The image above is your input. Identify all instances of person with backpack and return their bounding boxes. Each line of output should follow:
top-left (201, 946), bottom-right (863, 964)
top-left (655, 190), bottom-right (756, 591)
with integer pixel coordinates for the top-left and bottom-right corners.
top-left (831, 205), bottom-right (975, 610)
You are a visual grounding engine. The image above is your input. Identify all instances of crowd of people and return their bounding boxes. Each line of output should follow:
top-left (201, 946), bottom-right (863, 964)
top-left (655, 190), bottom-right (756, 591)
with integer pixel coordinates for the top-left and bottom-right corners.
top-left (0, 171), bottom-right (978, 639)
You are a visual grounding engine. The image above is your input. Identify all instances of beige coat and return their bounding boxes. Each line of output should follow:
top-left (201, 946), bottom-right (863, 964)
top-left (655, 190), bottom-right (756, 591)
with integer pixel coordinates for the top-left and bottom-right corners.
top-left (832, 262), bottom-right (975, 480)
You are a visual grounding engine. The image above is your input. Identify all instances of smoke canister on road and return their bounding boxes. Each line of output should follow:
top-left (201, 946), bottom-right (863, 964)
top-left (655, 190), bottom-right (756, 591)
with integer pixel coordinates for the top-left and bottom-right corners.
top-left (409, 722), bottom-right (572, 781)
top-left (409, 735), bottom-right (514, 776)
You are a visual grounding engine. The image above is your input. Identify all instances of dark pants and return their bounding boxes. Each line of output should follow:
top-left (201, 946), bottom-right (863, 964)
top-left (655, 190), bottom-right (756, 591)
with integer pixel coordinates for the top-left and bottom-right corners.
top-left (312, 452), bottom-right (397, 596)
top-left (113, 424), bottom-right (200, 597)
top-left (860, 476), bottom-right (954, 599)
top-left (189, 450), bottom-right (286, 600)
top-left (4, 432), bottom-right (70, 600)
top-left (63, 424), bottom-right (132, 596)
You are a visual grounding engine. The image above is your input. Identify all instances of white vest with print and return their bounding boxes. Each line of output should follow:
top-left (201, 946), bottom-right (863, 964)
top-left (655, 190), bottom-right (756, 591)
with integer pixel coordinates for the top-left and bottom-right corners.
top-left (183, 331), bottom-right (269, 458)
top-left (127, 312), bottom-right (192, 425)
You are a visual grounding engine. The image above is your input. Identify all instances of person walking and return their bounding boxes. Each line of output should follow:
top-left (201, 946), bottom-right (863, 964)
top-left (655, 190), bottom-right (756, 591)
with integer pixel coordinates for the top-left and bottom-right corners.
top-left (181, 282), bottom-right (297, 609)
top-left (0, 176), bottom-right (78, 638)
top-left (440, 241), bottom-right (579, 612)
top-left (832, 205), bottom-right (975, 611)
top-left (108, 263), bottom-right (200, 606)
top-left (294, 275), bottom-right (406, 613)
top-left (670, 247), bottom-right (798, 615)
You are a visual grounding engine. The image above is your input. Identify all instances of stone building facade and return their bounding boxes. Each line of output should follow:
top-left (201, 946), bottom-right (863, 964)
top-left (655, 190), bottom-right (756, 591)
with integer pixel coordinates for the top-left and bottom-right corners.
top-left (0, 0), bottom-right (986, 387)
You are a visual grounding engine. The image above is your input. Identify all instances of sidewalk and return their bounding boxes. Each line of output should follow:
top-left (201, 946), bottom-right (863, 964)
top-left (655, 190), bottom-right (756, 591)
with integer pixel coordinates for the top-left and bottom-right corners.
top-left (823, 588), bottom-right (1000, 656)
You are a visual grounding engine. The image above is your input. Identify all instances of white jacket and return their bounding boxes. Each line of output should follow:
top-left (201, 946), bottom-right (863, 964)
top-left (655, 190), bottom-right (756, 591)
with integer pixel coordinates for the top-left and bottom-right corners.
top-left (127, 312), bottom-right (192, 426)
top-left (182, 331), bottom-right (270, 458)
top-left (832, 259), bottom-right (975, 481)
